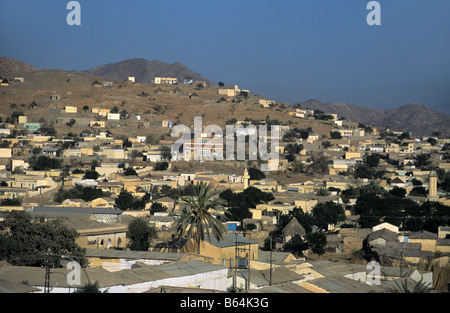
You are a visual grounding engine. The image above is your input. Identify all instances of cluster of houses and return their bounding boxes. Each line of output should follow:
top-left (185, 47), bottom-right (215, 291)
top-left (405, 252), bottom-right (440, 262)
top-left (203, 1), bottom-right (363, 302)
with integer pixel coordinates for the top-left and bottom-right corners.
top-left (0, 78), bottom-right (449, 293)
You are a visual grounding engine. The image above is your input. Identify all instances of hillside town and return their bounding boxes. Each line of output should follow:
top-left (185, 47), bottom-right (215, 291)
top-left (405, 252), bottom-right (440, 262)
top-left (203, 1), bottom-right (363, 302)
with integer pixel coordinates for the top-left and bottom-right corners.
top-left (0, 72), bottom-right (449, 294)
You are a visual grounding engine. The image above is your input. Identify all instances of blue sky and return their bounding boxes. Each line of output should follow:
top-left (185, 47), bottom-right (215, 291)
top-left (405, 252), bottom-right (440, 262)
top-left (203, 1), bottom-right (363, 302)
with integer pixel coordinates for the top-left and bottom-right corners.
top-left (1, 0), bottom-right (449, 114)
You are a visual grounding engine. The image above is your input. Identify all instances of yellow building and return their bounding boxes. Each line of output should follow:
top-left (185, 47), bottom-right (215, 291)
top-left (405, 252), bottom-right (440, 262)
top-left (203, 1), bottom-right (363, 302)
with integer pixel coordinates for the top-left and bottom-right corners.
top-left (92, 108), bottom-right (111, 117)
top-left (345, 152), bottom-right (362, 160)
top-left (255, 203), bottom-right (296, 215)
top-left (294, 199), bottom-right (318, 213)
top-left (0, 148), bottom-right (12, 158)
top-left (259, 99), bottom-right (276, 107)
top-left (152, 77), bottom-right (177, 84)
top-left (151, 233), bottom-right (258, 267)
top-left (100, 148), bottom-right (128, 159)
top-left (218, 85), bottom-right (239, 97)
top-left (64, 106), bottom-right (78, 113)
top-left (408, 230), bottom-right (437, 252)
top-left (333, 129), bottom-right (353, 137)
top-left (18, 116), bottom-right (28, 124)
top-left (63, 218), bottom-right (128, 250)
top-left (0, 187), bottom-right (28, 200)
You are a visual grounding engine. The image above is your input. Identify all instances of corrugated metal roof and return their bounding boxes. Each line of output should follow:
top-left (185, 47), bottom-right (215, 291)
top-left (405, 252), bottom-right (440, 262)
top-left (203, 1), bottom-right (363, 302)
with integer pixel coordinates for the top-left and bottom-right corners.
top-left (32, 206), bottom-right (122, 215)
top-left (85, 249), bottom-right (185, 261)
top-left (0, 260), bottom-right (227, 289)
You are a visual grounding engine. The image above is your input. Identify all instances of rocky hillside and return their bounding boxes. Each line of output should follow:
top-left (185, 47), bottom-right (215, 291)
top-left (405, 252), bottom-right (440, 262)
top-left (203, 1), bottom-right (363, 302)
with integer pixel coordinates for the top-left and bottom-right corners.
top-left (0, 56), bottom-right (37, 76)
top-left (298, 99), bottom-right (450, 137)
top-left (85, 58), bottom-right (212, 85)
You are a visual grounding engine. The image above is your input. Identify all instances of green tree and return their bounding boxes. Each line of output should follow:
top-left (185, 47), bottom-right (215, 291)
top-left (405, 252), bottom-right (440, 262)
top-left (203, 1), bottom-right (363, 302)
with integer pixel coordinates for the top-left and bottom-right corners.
top-left (174, 182), bottom-right (227, 254)
top-left (115, 191), bottom-right (134, 210)
top-left (67, 119), bottom-right (76, 127)
top-left (150, 202), bottom-right (168, 214)
top-left (84, 170), bottom-right (99, 180)
top-left (290, 161), bottom-right (304, 173)
top-left (284, 143), bottom-right (303, 154)
top-left (158, 145), bottom-right (172, 161)
top-left (0, 211), bottom-right (87, 267)
top-left (389, 186), bottom-right (406, 198)
top-left (282, 234), bottom-right (309, 257)
top-left (415, 154), bottom-right (430, 168)
top-left (145, 135), bottom-right (160, 145)
top-left (308, 153), bottom-right (330, 174)
top-left (353, 164), bottom-right (375, 179)
top-left (306, 231), bottom-right (327, 257)
top-left (154, 162), bottom-right (168, 171)
top-left (30, 156), bottom-right (62, 171)
top-left (220, 187), bottom-right (274, 221)
top-left (127, 218), bottom-right (157, 251)
top-left (365, 154), bottom-right (380, 167)
top-left (53, 186), bottom-right (109, 203)
top-left (248, 167), bottom-right (265, 180)
top-left (427, 138), bottom-right (437, 146)
top-left (311, 201), bottom-right (346, 231)
top-left (262, 233), bottom-right (277, 251)
top-left (32, 147), bottom-right (42, 155)
top-left (330, 131), bottom-right (342, 139)
top-left (124, 166), bottom-right (138, 176)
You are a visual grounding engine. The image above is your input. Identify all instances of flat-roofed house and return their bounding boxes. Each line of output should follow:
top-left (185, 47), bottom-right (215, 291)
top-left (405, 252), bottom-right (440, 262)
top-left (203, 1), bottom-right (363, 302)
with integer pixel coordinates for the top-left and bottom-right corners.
top-left (0, 187), bottom-right (28, 200)
top-left (152, 77), bottom-right (177, 84)
top-left (218, 85), bottom-right (239, 97)
top-left (64, 106), bottom-right (77, 113)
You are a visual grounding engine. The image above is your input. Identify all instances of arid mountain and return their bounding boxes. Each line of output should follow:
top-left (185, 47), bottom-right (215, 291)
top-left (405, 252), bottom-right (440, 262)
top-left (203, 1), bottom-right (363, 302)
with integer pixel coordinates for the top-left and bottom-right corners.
top-left (85, 58), bottom-right (212, 85)
top-left (0, 56), bottom-right (38, 76)
top-left (299, 99), bottom-right (450, 137)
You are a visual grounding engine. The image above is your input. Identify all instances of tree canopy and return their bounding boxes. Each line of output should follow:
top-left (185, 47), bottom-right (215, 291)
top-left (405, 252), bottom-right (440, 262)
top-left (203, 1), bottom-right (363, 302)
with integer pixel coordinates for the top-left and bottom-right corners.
top-left (311, 201), bottom-right (346, 231)
top-left (127, 218), bottom-right (157, 251)
top-left (0, 211), bottom-right (87, 267)
top-left (220, 187), bottom-right (275, 221)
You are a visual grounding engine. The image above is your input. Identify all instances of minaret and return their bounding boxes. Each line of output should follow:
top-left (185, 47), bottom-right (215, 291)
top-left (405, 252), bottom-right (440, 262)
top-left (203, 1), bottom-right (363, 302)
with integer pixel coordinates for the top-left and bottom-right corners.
top-left (428, 170), bottom-right (438, 201)
top-left (243, 167), bottom-right (250, 190)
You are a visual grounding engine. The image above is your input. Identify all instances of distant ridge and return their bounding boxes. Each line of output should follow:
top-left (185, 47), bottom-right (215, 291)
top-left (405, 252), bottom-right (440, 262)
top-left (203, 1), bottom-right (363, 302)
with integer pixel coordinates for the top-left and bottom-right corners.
top-left (298, 99), bottom-right (450, 137)
top-left (85, 58), bottom-right (212, 84)
top-left (0, 56), bottom-right (37, 76)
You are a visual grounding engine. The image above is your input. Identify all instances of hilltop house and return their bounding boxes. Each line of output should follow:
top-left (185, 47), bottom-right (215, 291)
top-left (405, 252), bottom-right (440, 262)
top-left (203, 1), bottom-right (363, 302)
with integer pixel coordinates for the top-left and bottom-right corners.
top-left (218, 85), bottom-right (239, 97)
top-left (259, 99), bottom-right (276, 107)
top-left (151, 77), bottom-right (177, 84)
top-left (64, 106), bottom-right (77, 113)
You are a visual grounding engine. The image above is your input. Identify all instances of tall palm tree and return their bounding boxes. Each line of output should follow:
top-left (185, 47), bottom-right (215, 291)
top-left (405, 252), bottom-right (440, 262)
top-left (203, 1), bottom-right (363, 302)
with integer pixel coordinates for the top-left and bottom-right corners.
top-left (175, 182), bottom-right (226, 254)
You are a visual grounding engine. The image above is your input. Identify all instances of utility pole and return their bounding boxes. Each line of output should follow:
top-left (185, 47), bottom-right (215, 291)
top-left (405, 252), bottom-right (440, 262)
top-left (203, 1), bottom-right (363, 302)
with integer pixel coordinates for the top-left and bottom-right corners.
top-left (234, 231), bottom-right (237, 291)
top-left (269, 236), bottom-right (273, 286)
top-left (247, 233), bottom-right (251, 291)
top-left (233, 231), bottom-right (252, 291)
top-left (44, 248), bottom-right (51, 293)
